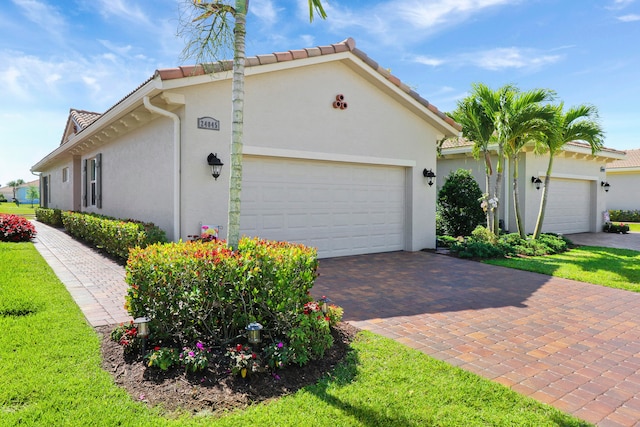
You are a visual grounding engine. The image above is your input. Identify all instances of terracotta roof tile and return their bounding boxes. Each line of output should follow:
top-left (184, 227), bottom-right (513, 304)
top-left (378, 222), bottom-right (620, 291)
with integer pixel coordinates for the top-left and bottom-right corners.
top-left (608, 148), bottom-right (640, 168)
top-left (274, 51), bottom-right (293, 62)
top-left (71, 109), bottom-right (101, 129)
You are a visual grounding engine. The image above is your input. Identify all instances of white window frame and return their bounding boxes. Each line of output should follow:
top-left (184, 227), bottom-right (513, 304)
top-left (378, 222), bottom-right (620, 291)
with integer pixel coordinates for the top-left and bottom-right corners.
top-left (62, 167), bottom-right (69, 183)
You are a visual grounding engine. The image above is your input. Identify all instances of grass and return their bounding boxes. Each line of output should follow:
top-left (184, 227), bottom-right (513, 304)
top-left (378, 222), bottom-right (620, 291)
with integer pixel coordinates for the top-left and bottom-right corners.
top-left (614, 221), bottom-right (640, 232)
top-left (0, 202), bottom-right (37, 219)
top-left (485, 246), bottom-right (640, 292)
top-left (0, 241), bottom-right (590, 426)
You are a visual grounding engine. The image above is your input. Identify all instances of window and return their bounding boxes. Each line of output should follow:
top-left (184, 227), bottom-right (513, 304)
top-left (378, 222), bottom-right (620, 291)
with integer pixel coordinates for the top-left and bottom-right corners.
top-left (90, 158), bottom-right (97, 206)
top-left (62, 167), bottom-right (69, 183)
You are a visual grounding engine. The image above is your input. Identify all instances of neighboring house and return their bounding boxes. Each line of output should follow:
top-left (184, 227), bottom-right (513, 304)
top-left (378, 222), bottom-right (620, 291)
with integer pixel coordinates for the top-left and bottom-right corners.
top-left (438, 140), bottom-right (625, 234)
top-left (0, 179), bottom-right (40, 205)
top-left (31, 38), bottom-right (460, 258)
top-left (606, 148), bottom-right (640, 211)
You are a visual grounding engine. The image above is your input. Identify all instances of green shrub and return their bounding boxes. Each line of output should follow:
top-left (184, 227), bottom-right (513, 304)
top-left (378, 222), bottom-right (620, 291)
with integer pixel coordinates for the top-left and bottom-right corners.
top-left (61, 211), bottom-right (166, 260)
top-left (603, 222), bottom-right (630, 234)
top-left (450, 231), bottom-right (569, 259)
top-left (124, 237), bottom-right (332, 368)
top-left (437, 235), bottom-right (460, 248)
top-left (35, 207), bottom-right (63, 227)
top-left (609, 210), bottom-right (640, 222)
top-left (437, 169), bottom-right (485, 236)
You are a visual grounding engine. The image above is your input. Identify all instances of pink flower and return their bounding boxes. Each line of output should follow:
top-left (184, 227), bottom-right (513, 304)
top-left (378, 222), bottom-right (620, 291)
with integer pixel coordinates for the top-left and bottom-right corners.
top-left (277, 342), bottom-right (283, 349)
top-left (196, 342), bottom-right (204, 350)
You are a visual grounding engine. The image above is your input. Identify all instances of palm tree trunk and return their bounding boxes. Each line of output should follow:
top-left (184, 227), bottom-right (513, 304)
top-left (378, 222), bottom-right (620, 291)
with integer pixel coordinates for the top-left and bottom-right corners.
top-left (512, 154), bottom-right (526, 238)
top-left (533, 155), bottom-right (554, 239)
top-left (492, 144), bottom-right (505, 234)
top-left (226, 0), bottom-right (248, 250)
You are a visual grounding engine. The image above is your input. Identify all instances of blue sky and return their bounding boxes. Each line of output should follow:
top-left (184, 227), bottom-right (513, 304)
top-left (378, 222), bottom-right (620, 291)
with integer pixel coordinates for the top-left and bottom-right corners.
top-left (1, 0), bottom-right (639, 186)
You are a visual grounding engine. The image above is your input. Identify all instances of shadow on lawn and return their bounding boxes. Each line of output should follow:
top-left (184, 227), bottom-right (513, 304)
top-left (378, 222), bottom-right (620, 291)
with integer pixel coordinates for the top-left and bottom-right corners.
top-left (314, 251), bottom-right (552, 322)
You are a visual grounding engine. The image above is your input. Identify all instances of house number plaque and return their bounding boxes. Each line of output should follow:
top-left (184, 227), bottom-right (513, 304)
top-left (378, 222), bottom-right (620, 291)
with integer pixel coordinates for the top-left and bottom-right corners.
top-left (197, 117), bottom-right (220, 131)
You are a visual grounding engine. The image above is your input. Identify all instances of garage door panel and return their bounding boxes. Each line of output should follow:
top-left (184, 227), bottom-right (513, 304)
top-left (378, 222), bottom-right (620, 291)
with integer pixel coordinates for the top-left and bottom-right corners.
top-left (241, 157), bottom-right (405, 258)
top-left (543, 178), bottom-right (591, 234)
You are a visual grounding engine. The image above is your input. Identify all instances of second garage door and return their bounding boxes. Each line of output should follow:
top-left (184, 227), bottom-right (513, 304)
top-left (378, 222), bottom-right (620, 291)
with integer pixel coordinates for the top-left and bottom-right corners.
top-left (240, 156), bottom-right (406, 258)
top-left (542, 178), bottom-right (592, 234)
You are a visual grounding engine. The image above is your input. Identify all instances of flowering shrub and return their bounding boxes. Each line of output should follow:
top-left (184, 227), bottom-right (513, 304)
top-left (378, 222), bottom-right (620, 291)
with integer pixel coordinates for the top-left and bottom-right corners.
top-left (226, 344), bottom-right (261, 378)
top-left (603, 222), bottom-right (630, 234)
top-left (0, 214), bottom-right (36, 242)
top-left (35, 208), bottom-right (63, 227)
top-left (110, 321), bottom-right (140, 355)
top-left (62, 211), bottom-right (166, 260)
top-left (145, 347), bottom-right (179, 371)
top-left (287, 301), bottom-right (333, 366)
top-left (263, 341), bottom-right (292, 371)
top-left (179, 342), bottom-right (210, 373)
top-left (125, 237), bottom-right (318, 344)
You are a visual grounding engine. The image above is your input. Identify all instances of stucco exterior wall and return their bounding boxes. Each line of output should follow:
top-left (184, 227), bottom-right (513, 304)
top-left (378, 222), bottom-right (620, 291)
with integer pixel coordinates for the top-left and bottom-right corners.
top-left (40, 160), bottom-right (73, 210)
top-left (177, 60), bottom-right (441, 250)
top-left (606, 171), bottom-right (640, 211)
top-left (81, 119), bottom-right (176, 238)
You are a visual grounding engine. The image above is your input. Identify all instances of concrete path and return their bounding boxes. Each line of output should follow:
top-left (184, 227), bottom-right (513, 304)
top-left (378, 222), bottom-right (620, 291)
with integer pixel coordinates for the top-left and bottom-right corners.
top-left (33, 223), bottom-right (640, 426)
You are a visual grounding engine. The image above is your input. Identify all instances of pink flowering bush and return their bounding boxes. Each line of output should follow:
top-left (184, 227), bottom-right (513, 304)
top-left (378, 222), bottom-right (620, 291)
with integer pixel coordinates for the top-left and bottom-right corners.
top-left (0, 214), bottom-right (36, 242)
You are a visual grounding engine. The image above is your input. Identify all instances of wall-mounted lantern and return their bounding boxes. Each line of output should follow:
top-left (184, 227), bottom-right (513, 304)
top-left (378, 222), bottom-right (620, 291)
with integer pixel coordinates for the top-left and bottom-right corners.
top-left (601, 181), bottom-right (611, 192)
top-left (207, 153), bottom-right (224, 180)
top-left (423, 169), bottom-right (436, 186)
top-left (531, 176), bottom-right (543, 190)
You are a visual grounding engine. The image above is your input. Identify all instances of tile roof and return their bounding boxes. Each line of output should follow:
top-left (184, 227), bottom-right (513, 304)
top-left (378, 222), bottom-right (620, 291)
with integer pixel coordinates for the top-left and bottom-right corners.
top-left (60, 108), bottom-right (101, 145)
top-left (608, 148), bottom-right (640, 168)
top-left (155, 37), bottom-right (461, 131)
top-left (440, 137), bottom-right (625, 157)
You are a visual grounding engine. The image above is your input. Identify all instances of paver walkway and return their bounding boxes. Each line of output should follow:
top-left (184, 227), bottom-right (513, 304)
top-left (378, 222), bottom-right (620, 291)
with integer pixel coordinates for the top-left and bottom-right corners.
top-left (33, 223), bottom-right (640, 426)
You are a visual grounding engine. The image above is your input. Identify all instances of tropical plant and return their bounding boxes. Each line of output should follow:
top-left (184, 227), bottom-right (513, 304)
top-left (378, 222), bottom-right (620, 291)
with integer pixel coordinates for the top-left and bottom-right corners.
top-left (6, 179), bottom-right (25, 200)
top-left (179, 0), bottom-right (326, 249)
top-left (532, 103), bottom-right (604, 238)
top-left (26, 186), bottom-right (39, 207)
top-left (449, 86), bottom-right (497, 230)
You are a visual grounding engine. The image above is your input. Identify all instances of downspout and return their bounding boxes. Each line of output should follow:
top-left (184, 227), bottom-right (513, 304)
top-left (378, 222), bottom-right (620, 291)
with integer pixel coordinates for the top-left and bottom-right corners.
top-left (143, 96), bottom-right (181, 241)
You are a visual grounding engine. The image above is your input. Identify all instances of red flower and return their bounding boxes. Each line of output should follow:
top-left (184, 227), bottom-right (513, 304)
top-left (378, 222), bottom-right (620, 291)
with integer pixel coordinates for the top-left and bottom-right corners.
top-left (236, 344), bottom-right (243, 352)
top-left (251, 353), bottom-right (257, 359)
top-left (154, 346), bottom-right (161, 351)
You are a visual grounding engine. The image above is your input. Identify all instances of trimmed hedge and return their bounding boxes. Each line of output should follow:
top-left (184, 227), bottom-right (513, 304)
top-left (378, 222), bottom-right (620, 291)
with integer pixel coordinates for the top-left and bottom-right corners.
top-left (61, 211), bottom-right (166, 261)
top-left (609, 210), bottom-right (640, 223)
top-left (0, 214), bottom-right (36, 242)
top-left (35, 207), bottom-right (63, 227)
top-left (125, 237), bottom-right (328, 364)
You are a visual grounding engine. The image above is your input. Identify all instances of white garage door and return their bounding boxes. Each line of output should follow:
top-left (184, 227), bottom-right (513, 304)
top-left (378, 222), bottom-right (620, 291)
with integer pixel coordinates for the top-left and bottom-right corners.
top-left (543, 178), bottom-right (592, 234)
top-left (240, 156), bottom-right (406, 258)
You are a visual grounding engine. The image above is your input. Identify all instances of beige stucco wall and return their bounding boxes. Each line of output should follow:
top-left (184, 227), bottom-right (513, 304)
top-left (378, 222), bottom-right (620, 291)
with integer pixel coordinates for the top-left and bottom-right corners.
top-left (177, 60), bottom-right (442, 250)
top-left (438, 150), bottom-right (608, 234)
top-left (606, 170), bottom-right (640, 211)
top-left (40, 159), bottom-right (73, 210)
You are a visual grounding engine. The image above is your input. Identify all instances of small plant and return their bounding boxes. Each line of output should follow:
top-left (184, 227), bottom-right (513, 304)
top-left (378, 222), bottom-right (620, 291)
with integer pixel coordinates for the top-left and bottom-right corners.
top-left (145, 347), bottom-right (179, 371)
top-left (179, 342), bottom-right (210, 373)
top-left (263, 341), bottom-right (292, 370)
top-left (110, 321), bottom-right (140, 355)
top-left (288, 301), bottom-right (333, 366)
top-left (603, 222), bottom-right (629, 234)
top-left (325, 303), bottom-right (344, 326)
top-left (0, 214), bottom-right (36, 242)
top-left (226, 344), bottom-right (261, 378)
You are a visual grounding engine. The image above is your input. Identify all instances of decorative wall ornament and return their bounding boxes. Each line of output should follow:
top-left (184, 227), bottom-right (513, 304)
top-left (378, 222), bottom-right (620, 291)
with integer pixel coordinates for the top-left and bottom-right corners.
top-left (332, 94), bottom-right (348, 110)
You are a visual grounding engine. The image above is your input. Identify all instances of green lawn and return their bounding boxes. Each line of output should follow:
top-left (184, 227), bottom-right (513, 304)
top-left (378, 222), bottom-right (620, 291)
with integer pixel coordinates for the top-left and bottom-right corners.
top-left (0, 241), bottom-right (589, 426)
top-left (0, 202), bottom-right (37, 219)
top-left (485, 246), bottom-right (640, 292)
top-left (615, 222), bottom-right (640, 232)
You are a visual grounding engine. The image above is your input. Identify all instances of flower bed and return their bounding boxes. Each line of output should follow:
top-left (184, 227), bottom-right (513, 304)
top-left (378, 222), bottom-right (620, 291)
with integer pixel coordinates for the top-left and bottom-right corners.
top-left (603, 222), bottom-right (630, 234)
top-left (0, 214), bottom-right (36, 242)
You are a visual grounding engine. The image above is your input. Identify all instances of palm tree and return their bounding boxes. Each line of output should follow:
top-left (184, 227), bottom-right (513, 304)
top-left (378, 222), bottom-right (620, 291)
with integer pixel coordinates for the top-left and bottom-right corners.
top-left (7, 179), bottom-right (25, 201)
top-left (181, 1), bottom-right (326, 249)
top-left (449, 87), bottom-right (496, 230)
top-left (532, 104), bottom-right (604, 238)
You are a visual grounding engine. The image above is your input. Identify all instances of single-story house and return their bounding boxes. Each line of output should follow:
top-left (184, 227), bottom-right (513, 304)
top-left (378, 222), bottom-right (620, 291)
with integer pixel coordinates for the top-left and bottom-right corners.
top-left (0, 178), bottom-right (40, 205)
top-left (437, 140), bottom-right (626, 234)
top-left (605, 148), bottom-right (640, 211)
top-left (31, 38), bottom-right (460, 258)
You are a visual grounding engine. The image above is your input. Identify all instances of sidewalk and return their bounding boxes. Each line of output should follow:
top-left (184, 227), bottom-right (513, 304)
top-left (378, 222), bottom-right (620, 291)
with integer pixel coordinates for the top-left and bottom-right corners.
top-left (33, 222), bottom-right (131, 327)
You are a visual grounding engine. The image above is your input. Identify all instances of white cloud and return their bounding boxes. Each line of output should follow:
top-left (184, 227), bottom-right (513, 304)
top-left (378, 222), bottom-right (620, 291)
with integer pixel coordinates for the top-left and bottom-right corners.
top-left (250, 0), bottom-right (281, 26)
top-left (11, 0), bottom-right (67, 39)
top-left (608, 0), bottom-right (636, 9)
top-left (413, 47), bottom-right (563, 71)
top-left (95, 0), bottom-right (150, 26)
top-left (395, 0), bottom-right (515, 29)
top-left (618, 14), bottom-right (640, 21)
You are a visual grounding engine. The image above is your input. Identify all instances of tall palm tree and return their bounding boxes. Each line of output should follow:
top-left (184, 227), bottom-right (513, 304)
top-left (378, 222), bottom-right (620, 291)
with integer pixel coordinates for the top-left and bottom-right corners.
top-left (180, 1), bottom-right (326, 248)
top-left (450, 87), bottom-right (496, 230)
top-left (532, 103), bottom-right (604, 238)
top-left (7, 179), bottom-right (25, 201)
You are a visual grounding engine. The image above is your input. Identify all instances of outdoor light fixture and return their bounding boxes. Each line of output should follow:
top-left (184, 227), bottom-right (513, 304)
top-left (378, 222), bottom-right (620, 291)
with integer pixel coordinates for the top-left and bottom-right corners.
top-left (601, 181), bottom-right (611, 192)
top-left (134, 316), bottom-right (151, 355)
top-left (246, 322), bottom-right (263, 345)
top-left (531, 176), bottom-right (543, 191)
top-left (207, 153), bottom-right (224, 180)
top-left (319, 296), bottom-right (331, 315)
top-left (423, 168), bottom-right (436, 186)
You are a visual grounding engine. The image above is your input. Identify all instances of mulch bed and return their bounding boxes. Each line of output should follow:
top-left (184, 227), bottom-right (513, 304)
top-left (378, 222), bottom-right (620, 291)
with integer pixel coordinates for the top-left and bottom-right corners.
top-left (98, 322), bottom-right (359, 416)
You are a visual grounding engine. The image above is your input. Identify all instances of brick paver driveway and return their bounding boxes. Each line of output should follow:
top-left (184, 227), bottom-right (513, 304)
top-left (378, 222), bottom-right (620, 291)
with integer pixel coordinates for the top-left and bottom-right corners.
top-left (314, 251), bottom-right (640, 426)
